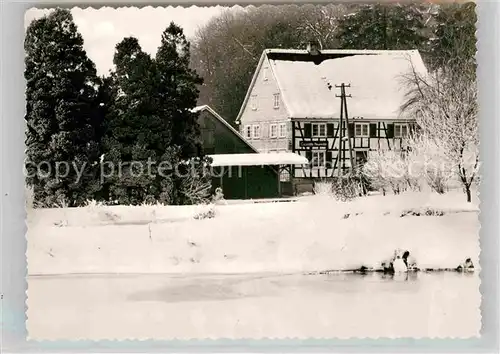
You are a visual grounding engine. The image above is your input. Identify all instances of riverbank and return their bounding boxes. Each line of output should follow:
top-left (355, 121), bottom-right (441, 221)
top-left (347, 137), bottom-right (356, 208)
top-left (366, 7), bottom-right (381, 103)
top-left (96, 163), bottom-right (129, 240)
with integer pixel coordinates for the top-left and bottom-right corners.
top-left (27, 190), bottom-right (480, 276)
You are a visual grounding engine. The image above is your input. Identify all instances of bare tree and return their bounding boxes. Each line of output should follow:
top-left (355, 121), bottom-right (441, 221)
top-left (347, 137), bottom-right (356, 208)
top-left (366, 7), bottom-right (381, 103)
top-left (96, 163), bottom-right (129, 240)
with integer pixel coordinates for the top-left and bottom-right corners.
top-left (297, 4), bottom-right (350, 49)
top-left (190, 4), bottom-right (349, 123)
top-left (402, 60), bottom-right (478, 202)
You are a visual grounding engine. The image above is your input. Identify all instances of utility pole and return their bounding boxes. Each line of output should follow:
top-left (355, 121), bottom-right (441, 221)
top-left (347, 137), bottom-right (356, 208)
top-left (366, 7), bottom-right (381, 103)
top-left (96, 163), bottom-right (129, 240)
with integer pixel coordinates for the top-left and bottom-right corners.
top-left (335, 83), bottom-right (355, 177)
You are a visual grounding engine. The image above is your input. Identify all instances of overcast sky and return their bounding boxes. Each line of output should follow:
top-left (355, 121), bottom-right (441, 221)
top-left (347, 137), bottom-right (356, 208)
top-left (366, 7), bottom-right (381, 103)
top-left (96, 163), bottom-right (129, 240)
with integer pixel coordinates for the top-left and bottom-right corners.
top-left (25, 6), bottom-right (229, 76)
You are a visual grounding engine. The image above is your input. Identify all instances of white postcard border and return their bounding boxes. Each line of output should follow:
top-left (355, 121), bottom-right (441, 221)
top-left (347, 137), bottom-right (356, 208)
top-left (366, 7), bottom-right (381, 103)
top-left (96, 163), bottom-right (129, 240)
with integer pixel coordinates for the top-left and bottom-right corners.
top-left (1, 0), bottom-right (498, 352)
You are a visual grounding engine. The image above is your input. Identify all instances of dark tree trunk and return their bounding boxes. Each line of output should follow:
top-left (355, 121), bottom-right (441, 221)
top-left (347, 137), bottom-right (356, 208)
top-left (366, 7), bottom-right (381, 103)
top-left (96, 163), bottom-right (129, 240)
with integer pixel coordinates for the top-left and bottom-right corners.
top-left (465, 185), bottom-right (472, 203)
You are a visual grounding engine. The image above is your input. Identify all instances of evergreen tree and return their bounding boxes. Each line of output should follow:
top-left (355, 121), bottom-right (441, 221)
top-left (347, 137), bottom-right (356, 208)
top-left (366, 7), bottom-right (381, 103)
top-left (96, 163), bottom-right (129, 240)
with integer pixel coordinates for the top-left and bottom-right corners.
top-left (155, 22), bottom-right (204, 159)
top-left (101, 37), bottom-right (164, 205)
top-left (336, 4), bottom-right (427, 51)
top-left (155, 23), bottom-right (208, 205)
top-left (102, 25), bottom-right (207, 206)
top-left (428, 2), bottom-right (476, 71)
top-left (92, 75), bottom-right (116, 202)
top-left (24, 8), bottom-right (101, 207)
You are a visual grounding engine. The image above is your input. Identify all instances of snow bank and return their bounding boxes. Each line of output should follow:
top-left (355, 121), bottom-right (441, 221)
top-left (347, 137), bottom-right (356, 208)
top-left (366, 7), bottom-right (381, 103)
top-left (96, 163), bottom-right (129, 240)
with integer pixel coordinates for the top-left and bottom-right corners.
top-left (27, 191), bottom-right (480, 275)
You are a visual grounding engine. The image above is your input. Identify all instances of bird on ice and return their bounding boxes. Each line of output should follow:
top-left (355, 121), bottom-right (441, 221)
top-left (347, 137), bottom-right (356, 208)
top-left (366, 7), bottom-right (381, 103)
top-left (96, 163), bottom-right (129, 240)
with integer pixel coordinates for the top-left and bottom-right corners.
top-left (392, 257), bottom-right (408, 273)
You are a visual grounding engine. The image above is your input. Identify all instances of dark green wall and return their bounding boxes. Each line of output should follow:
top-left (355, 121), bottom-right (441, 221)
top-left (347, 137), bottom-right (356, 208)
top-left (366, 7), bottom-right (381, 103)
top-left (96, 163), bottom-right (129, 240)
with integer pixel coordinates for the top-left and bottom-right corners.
top-left (198, 109), bottom-right (280, 199)
top-left (211, 166), bottom-right (280, 200)
top-left (198, 110), bottom-right (256, 155)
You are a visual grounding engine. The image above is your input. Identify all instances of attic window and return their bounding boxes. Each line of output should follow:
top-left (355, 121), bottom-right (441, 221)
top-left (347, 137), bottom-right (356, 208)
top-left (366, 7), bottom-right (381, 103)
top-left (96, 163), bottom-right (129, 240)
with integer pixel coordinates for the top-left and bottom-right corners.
top-left (251, 94), bottom-right (257, 111)
top-left (263, 66), bottom-right (269, 81)
top-left (273, 93), bottom-right (280, 109)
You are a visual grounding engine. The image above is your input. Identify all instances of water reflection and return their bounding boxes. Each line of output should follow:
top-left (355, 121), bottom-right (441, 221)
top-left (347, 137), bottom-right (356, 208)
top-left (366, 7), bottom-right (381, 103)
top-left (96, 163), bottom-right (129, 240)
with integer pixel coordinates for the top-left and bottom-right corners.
top-left (380, 271), bottom-right (419, 282)
top-left (125, 270), bottom-right (478, 303)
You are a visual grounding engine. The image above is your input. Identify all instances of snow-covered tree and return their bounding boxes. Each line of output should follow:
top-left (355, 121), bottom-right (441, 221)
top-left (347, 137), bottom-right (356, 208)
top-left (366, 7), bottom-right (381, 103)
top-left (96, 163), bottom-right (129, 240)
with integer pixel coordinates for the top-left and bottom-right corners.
top-left (402, 60), bottom-right (478, 202)
top-left (24, 8), bottom-right (102, 207)
top-left (156, 22), bottom-right (204, 160)
top-left (362, 149), bottom-right (417, 195)
top-left (102, 23), bottom-right (208, 206)
top-left (101, 37), bottom-right (162, 205)
top-left (405, 132), bottom-right (453, 194)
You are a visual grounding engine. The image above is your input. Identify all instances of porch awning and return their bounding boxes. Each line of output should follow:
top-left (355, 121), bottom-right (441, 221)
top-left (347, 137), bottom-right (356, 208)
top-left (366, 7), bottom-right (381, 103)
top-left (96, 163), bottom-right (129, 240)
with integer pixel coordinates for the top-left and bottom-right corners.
top-left (207, 152), bottom-right (308, 167)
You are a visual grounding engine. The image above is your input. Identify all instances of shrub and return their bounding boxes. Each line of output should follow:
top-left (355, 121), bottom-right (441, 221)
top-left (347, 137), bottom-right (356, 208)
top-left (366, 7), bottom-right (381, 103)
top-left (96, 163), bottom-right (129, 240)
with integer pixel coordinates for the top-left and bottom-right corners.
top-left (313, 178), bottom-right (359, 202)
top-left (362, 149), bottom-right (416, 195)
top-left (406, 133), bottom-right (453, 194)
top-left (193, 204), bottom-right (216, 220)
top-left (331, 176), bottom-right (360, 202)
top-left (400, 207), bottom-right (445, 217)
top-left (179, 157), bottom-right (213, 205)
top-left (313, 180), bottom-right (334, 197)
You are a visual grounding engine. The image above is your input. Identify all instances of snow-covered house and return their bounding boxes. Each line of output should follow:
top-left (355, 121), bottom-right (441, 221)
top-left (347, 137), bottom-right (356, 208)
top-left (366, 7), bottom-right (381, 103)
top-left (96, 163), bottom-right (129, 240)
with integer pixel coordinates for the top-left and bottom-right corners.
top-left (235, 47), bottom-right (428, 192)
top-left (194, 104), bottom-right (259, 155)
top-left (193, 105), bottom-right (307, 199)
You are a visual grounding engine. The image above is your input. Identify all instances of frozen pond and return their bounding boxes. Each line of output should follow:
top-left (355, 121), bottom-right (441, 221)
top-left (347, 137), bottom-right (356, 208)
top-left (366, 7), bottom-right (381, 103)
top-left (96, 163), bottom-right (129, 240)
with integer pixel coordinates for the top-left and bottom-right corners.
top-left (27, 271), bottom-right (481, 339)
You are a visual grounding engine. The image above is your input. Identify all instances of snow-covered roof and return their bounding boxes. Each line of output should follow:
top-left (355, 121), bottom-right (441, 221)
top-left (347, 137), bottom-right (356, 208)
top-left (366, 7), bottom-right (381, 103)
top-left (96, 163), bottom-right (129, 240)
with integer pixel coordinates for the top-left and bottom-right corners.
top-left (208, 152), bottom-right (308, 167)
top-left (191, 105), bottom-right (259, 153)
top-left (236, 49), bottom-right (428, 122)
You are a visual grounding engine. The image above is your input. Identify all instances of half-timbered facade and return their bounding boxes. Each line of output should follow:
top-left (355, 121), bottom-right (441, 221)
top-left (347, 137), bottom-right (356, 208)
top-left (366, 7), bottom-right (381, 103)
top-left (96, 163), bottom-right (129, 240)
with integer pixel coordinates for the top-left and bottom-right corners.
top-left (235, 47), bottom-right (427, 191)
top-left (291, 119), bottom-right (417, 179)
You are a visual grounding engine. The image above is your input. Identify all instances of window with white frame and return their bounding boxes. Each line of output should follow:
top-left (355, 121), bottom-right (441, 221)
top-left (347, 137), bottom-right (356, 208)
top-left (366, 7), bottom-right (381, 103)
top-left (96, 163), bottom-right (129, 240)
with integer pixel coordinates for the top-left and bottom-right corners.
top-left (394, 123), bottom-right (408, 138)
top-left (273, 93), bottom-right (280, 109)
top-left (251, 95), bottom-right (257, 111)
top-left (312, 123), bottom-right (327, 137)
top-left (270, 124), bottom-right (278, 138)
top-left (355, 123), bottom-right (369, 137)
top-left (253, 124), bottom-right (261, 139)
top-left (312, 151), bottom-right (326, 168)
top-left (279, 123), bottom-right (286, 138)
top-left (244, 125), bottom-right (252, 139)
top-left (263, 67), bottom-right (269, 81)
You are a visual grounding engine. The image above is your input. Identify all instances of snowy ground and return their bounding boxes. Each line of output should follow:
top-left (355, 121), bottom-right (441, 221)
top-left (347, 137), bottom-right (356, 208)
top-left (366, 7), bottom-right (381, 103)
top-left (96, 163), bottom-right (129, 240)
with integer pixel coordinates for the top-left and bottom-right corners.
top-left (26, 190), bottom-right (481, 339)
top-left (27, 190), bottom-right (480, 275)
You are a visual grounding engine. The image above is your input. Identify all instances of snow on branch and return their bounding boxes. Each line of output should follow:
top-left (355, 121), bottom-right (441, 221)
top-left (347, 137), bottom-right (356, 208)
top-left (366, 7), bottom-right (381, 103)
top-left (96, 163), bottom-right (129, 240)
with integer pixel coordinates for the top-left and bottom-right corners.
top-left (362, 148), bottom-right (418, 195)
top-left (401, 59), bottom-right (479, 202)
